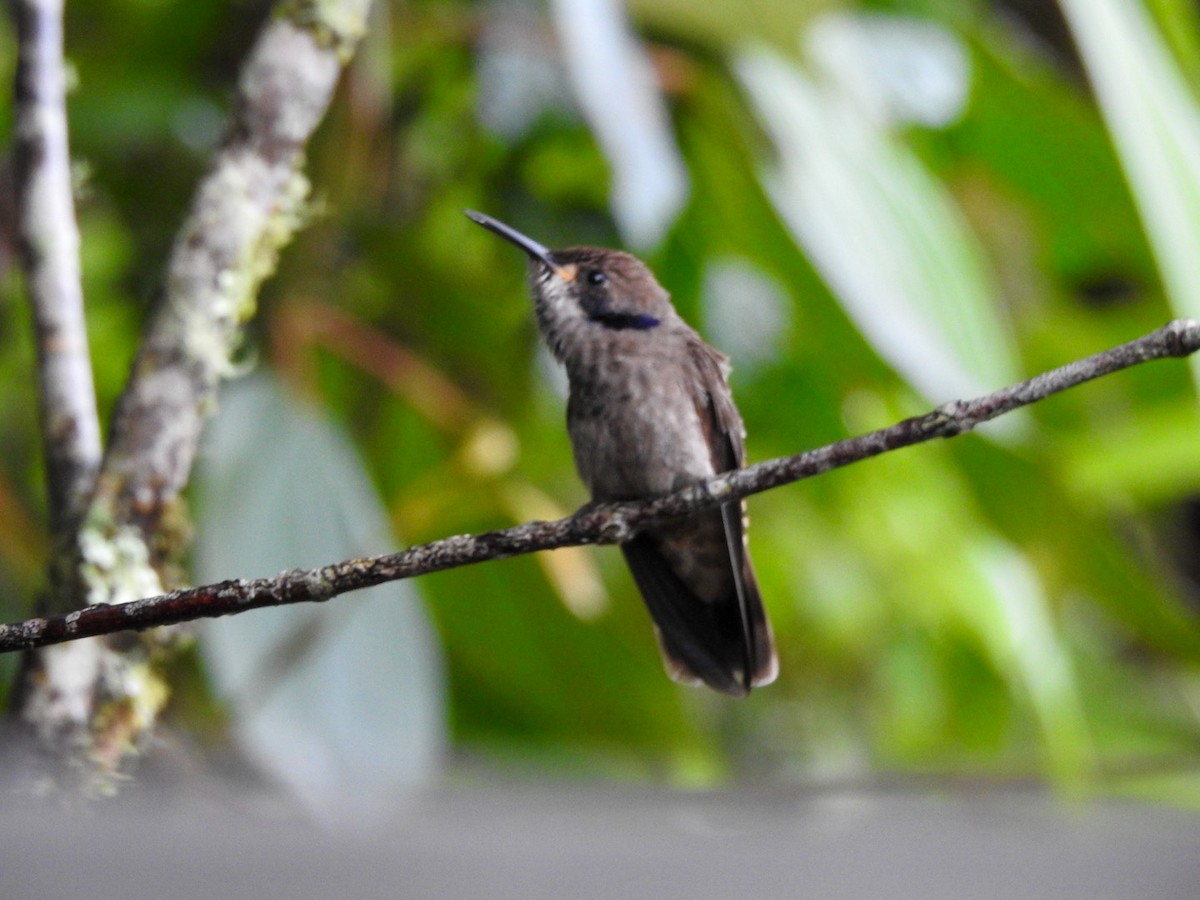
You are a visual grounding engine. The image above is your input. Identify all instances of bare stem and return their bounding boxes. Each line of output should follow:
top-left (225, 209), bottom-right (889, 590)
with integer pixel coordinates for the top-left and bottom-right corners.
top-left (3, 318), bottom-right (1196, 654)
top-left (10, 0), bottom-right (102, 536)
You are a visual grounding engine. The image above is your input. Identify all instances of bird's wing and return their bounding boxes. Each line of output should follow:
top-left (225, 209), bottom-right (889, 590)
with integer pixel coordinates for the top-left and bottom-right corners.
top-left (619, 338), bottom-right (776, 694)
top-left (688, 338), bottom-right (777, 690)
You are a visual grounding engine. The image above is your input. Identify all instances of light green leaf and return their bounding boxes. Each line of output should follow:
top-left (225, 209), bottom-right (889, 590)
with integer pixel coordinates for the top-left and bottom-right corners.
top-left (968, 540), bottom-right (1092, 785)
top-left (736, 28), bottom-right (1021, 418)
top-left (1062, 0), bottom-right (1200, 384)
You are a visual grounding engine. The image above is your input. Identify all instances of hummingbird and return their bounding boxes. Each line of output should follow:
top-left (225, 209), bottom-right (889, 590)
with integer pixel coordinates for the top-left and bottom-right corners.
top-left (466, 210), bottom-right (777, 696)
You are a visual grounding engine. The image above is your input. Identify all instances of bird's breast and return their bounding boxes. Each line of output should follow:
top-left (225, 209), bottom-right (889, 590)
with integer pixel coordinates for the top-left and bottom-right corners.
top-left (566, 349), bottom-right (714, 501)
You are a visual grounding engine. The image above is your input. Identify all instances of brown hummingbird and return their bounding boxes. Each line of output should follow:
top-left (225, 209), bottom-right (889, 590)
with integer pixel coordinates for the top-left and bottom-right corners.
top-left (466, 210), bottom-right (777, 696)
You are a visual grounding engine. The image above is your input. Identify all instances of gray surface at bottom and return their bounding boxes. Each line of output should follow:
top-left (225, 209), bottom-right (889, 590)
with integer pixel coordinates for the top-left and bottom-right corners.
top-left (2, 785), bottom-right (1197, 899)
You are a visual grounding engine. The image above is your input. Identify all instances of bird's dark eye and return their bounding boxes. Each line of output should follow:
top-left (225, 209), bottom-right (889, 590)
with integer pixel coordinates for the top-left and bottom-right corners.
top-left (585, 269), bottom-right (607, 286)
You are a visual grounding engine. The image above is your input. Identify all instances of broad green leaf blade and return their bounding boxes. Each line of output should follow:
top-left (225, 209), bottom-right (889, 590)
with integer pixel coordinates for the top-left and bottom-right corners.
top-left (1061, 0), bottom-right (1200, 383)
top-left (193, 375), bottom-right (446, 824)
top-left (968, 540), bottom-right (1092, 785)
top-left (736, 31), bottom-right (1021, 415)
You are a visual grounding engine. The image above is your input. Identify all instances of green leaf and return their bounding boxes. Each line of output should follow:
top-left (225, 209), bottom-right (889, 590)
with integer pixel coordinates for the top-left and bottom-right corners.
top-left (736, 36), bottom-right (1021, 416)
top-left (1062, 0), bottom-right (1200, 384)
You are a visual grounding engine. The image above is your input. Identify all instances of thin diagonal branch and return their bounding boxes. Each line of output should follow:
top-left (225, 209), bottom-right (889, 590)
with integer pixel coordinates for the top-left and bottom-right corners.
top-left (2, 318), bottom-right (1196, 654)
top-left (11, 0), bottom-right (102, 536)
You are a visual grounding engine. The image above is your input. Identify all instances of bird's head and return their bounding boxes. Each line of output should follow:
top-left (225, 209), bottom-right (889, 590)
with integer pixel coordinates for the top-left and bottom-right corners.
top-left (467, 210), bottom-right (674, 363)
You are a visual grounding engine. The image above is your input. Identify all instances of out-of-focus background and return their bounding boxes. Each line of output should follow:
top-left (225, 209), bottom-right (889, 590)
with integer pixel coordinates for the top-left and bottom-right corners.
top-left (3, 0), bottom-right (1200, 827)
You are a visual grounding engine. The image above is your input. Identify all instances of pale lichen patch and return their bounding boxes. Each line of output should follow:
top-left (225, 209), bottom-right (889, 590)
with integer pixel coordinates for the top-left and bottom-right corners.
top-left (35, 640), bottom-right (103, 731)
top-left (295, 567), bottom-right (335, 602)
top-left (280, 0), bottom-right (371, 62)
top-left (78, 522), bottom-right (165, 608)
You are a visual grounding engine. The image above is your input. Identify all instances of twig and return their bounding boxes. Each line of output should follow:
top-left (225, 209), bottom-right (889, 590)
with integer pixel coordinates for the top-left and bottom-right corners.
top-left (11, 0), bottom-right (102, 535)
top-left (3, 318), bottom-right (1196, 654)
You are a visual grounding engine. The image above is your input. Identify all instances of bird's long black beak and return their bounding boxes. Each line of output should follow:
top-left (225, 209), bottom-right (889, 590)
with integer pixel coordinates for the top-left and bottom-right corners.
top-left (465, 210), bottom-right (558, 271)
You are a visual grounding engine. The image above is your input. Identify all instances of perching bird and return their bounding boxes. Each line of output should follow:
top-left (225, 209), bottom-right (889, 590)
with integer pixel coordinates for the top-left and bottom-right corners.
top-left (467, 210), bottom-right (777, 696)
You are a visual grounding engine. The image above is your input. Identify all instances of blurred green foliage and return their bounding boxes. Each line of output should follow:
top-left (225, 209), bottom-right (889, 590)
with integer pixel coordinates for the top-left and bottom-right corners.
top-left (3, 0), bottom-right (1200, 800)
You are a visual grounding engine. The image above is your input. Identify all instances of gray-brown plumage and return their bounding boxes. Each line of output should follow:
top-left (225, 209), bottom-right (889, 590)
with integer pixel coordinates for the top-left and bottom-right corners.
top-left (466, 210), bottom-right (777, 696)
